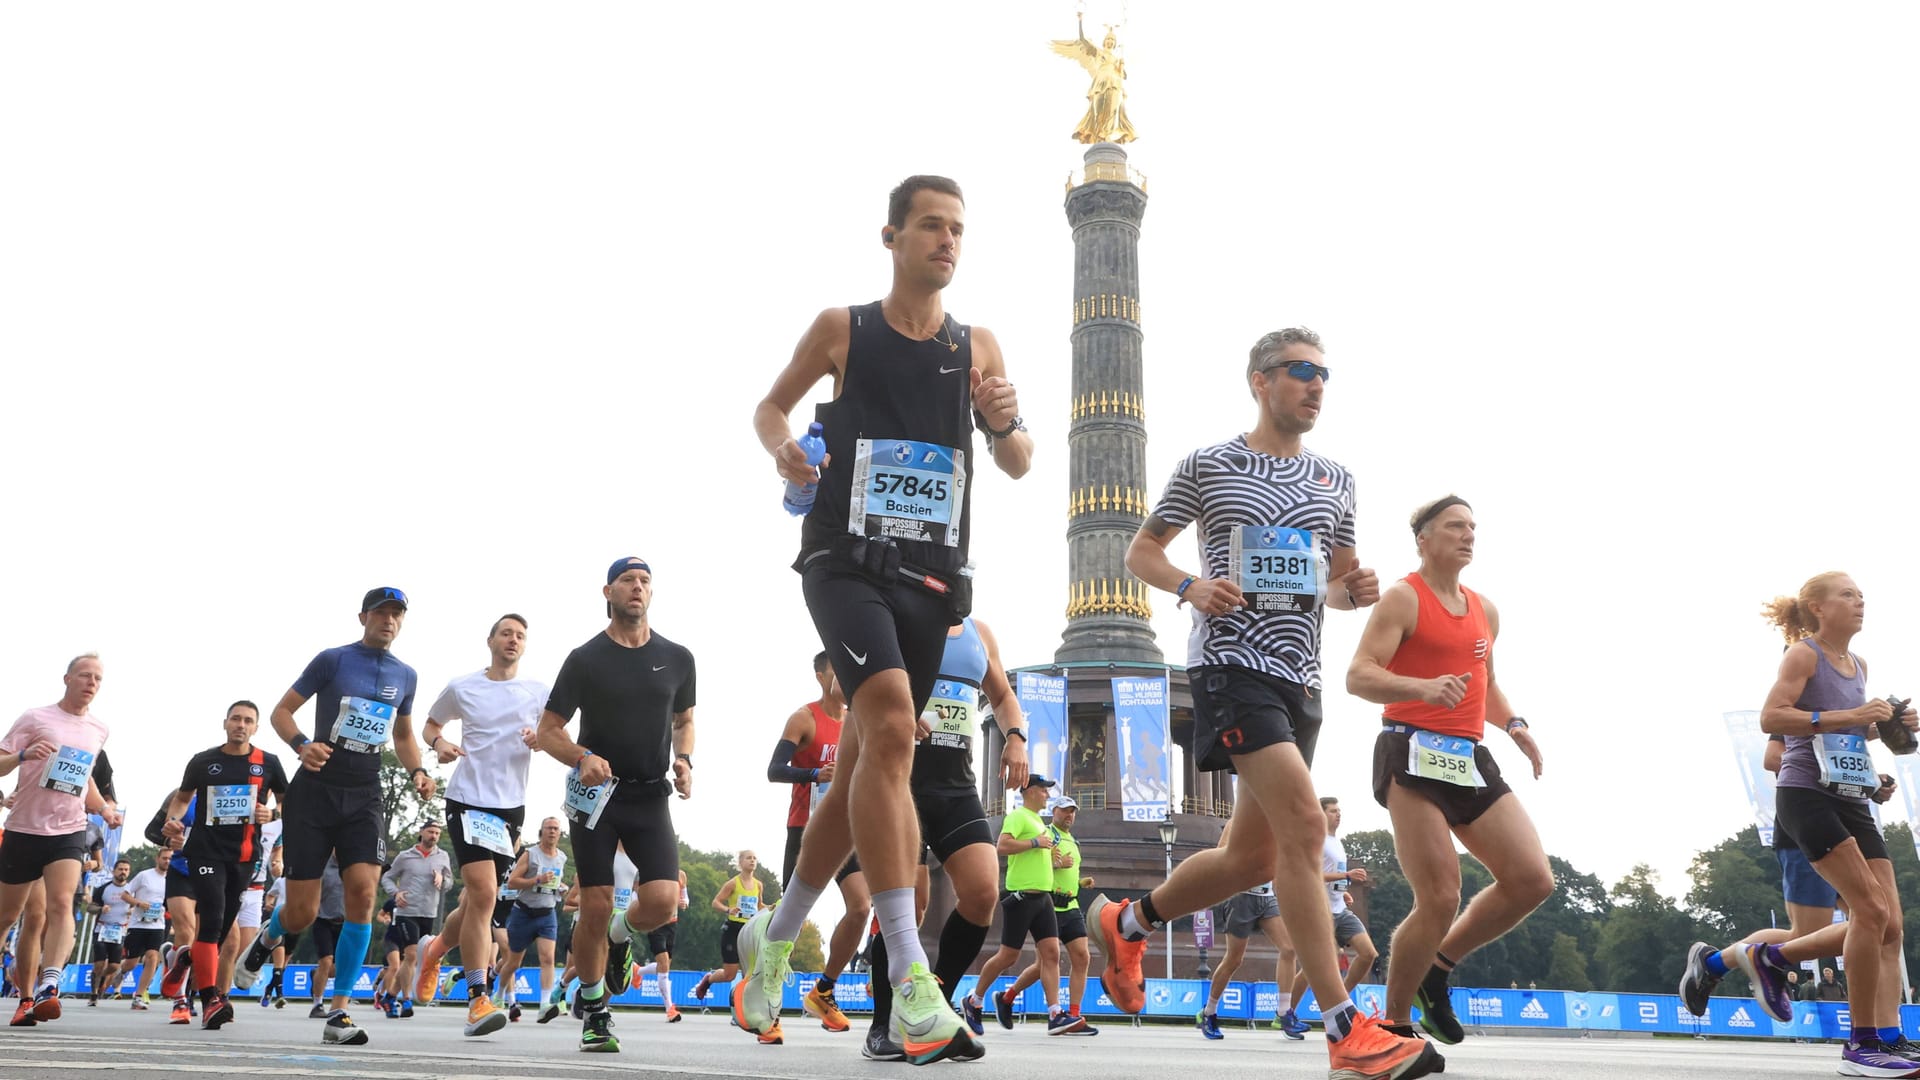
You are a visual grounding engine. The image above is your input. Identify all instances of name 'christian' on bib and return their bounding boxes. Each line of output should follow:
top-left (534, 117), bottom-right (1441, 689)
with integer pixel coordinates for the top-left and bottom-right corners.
top-left (1227, 525), bottom-right (1327, 614)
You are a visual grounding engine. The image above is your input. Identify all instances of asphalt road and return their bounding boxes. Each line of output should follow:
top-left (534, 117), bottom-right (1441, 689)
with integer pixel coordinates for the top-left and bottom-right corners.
top-left (0, 998), bottom-right (1854, 1079)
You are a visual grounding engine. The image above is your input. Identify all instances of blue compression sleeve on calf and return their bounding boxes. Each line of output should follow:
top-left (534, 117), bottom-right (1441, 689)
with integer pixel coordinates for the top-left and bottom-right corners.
top-left (333, 922), bottom-right (374, 995)
top-left (1703, 950), bottom-right (1729, 977)
top-left (264, 908), bottom-right (285, 943)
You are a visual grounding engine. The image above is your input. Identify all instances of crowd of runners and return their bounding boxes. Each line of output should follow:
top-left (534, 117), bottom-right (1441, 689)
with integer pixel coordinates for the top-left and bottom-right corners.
top-left (2, 175), bottom-right (1912, 1080)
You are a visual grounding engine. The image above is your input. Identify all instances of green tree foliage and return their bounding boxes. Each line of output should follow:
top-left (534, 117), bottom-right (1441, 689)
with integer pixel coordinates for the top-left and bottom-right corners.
top-left (1546, 932), bottom-right (1592, 991)
top-left (1593, 865), bottom-right (1699, 994)
top-left (791, 920), bottom-right (826, 972)
top-left (1684, 826), bottom-right (1780, 942)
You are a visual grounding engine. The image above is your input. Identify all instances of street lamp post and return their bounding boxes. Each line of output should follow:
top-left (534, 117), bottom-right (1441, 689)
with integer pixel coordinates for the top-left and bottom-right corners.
top-left (1157, 820), bottom-right (1179, 980)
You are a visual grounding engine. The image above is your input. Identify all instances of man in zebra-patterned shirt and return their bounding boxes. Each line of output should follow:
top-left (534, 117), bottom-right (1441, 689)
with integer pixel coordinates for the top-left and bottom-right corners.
top-left (1086, 328), bottom-right (1442, 1080)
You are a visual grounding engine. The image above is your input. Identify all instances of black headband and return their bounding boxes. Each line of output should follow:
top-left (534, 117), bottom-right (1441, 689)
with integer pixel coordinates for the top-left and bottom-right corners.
top-left (1412, 496), bottom-right (1471, 535)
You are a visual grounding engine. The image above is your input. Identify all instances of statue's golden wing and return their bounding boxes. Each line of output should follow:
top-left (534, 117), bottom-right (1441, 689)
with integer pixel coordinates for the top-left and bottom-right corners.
top-left (1049, 36), bottom-right (1100, 77)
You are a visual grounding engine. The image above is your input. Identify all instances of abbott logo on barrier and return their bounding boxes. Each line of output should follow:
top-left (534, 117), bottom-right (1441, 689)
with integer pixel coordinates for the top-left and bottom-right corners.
top-left (1637, 1002), bottom-right (1660, 1023)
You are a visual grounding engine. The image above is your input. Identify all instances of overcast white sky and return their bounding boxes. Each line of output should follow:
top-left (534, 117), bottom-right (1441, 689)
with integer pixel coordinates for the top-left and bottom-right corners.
top-left (4, 2), bottom-right (1917, 936)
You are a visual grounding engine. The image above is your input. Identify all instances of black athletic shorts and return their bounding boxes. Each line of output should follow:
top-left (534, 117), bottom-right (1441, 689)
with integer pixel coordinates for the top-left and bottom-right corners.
top-left (124, 927), bottom-right (167, 957)
top-left (1189, 665), bottom-right (1323, 772)
top-left (646, 923), bottom-right (676, 958)
top-left (93, 937), bottom-right (126, 963)
top-left (445, 801), bottom-right (525, 876)
top-left (311, 916), bottom-right (343, 959)
top-left (492, 895), bottom-right (515, 931)
top-left (0, 829), bottom-right (88, 885)
top-left (555, 919), bottom-right (574, 964)
top-left (1776, 785), bottom-right (1888, 863)
top-left (166, 865), bottom-right (194, 900)
top-left (915, 790), bottom-right (994, 864)
top-left (187, 859), bottom-right (252, 945)
top-left (282, 773), bottom-right (385, 878)
top-left (384, 914), bottom-right (433, 953)
top-left (802, 560), bottom-right (951, 710)
top-left (999, 891), bottom-right (1059, 949)
top-left (719, 920), bottom-right (745, 965)
top-left (784, 824), bottom-right (865, 886)
top-left (1056, 907), bottom-right (1086, 945)
top-left (1371, 726), bottom-right (1512, 827)
top-left (570, 792), bottom-right (677, 889)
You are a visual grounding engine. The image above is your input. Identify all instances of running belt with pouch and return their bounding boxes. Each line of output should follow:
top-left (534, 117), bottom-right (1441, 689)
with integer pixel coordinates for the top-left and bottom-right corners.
top-left (809, 534), bottom-right (973, 622)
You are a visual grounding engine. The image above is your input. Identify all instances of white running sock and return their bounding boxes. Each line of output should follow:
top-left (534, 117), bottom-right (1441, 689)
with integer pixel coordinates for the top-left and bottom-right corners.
top-left (768, 876), bottom-right (824, 942)
top-left (874, 888), bottom-right (927, 984)
top-left (1276, 992), bottom-right (1293, 1012)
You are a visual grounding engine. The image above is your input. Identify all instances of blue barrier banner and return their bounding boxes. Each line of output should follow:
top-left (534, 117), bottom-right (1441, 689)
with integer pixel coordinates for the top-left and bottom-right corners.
top-left (1216, 981), bottom-right (1254, 1021)
top-left (1140, 978), bottom-right (1210, 1017)
top-left (1566, 992), bottom-right (1622, 1030)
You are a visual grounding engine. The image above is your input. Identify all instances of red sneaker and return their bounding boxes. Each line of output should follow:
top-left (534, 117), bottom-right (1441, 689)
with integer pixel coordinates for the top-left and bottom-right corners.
top-left (1084, 894), bottom-right (1146, 1014)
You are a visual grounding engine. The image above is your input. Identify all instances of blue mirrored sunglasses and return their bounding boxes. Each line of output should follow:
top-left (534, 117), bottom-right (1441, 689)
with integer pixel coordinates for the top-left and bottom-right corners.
top-left (1262, 360), bottom-right (1330, 383)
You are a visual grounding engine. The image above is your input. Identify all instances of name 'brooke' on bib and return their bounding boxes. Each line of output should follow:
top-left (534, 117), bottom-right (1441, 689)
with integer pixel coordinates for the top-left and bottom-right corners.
top-left (1228, 526), bottom-right (1328, 614)
top-left (848, 438), bottom-right (965, 546)
top-left (1815, 732), bottom-right (1876, 798)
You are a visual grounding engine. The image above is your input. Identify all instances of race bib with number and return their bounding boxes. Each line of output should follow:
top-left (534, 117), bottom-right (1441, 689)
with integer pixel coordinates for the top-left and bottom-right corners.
top-left (209, 784), bottom-right (256, 826)
top-left (98, 922), bottom-right (125, 944)
top-left (809, 781), bottom-right (830, 812)
top-left (613, 887), bottom-right (634, 914)
top-left (41, 745), bottom-right (96, 796)
top-left (924, 679), bottom-right (978, 752)
top-left (462, 810), bottom-right (513, 857)
top-left (1228, 525), bottom-right (1328, 614)
top-left (1406, 731), bottom-right (1483, 788)
top-left (1815, 733), bottom-right (1875, 798)
top-left (848, 438), bottom-right (965, 546)
top-left (563, 767), bottom-right (617, 829)
top-left (738, 893), bottom-right (759, 918)
top-left (331, 696), bottom-right (395, 754)
top-left (145, 902), bottom-right (165, 922)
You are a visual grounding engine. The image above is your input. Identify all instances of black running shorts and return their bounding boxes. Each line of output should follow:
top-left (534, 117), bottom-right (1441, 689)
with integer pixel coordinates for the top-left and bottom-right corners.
top-left (1189, 665), bottom-right (1323, 772)
top-left (719, 920), bottom-right (745, 965)
top-left (0, 829), bottom-right (88, 885)
top-left (124, 927), bottom-right (167, 957)
top-left (281, 773), bottom-right (385, 878)
top-left (802, 560), bottom-right (951, 711)
top-left (784, 823), bottom-right (866, 886)
top-left (569, 792), bottom-right (678, 888)
top-left (310, 917), bottom-right (343, 959)
top-left (445, 800), bottom-right (525, 876)
top-left (646, 923), bottom-right (676, 958)
top-left (1371, 727), bottom-right (1512, 827)
top-left (1775, 785), bottom-right (1888, 863)
top-left (1056, 907), bottom-right (1087, 945)
top-left (915, 790), bottom-right (994, 864)
top-left (998, 890), bottom-right (1059, 949)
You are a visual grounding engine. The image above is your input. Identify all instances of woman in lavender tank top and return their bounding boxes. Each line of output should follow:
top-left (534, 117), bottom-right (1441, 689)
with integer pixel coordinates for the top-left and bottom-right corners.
top-left (1752, 573), bottom-right (1918, 1074)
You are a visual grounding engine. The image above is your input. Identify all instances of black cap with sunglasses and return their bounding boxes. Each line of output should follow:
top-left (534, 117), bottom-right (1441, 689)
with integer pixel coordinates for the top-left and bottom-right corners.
top-left (361, 586), bottom-right (409, 613)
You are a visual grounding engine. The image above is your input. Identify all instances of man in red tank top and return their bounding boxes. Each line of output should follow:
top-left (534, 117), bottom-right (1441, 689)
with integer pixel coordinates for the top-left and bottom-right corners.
top-left (1346, 496), bottom-right (1550, 1047)
top-left (765, 651), bottom-right (869, 1033)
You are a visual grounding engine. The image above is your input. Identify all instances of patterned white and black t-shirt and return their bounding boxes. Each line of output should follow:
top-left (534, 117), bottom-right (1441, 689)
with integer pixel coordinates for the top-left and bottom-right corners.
top-left (1150, 435), bottom-right (1357, 687)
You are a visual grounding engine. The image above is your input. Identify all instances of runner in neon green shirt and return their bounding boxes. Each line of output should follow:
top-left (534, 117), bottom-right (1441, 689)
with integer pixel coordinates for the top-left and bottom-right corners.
top-left (960, 777), bottom-right (1083, 1033)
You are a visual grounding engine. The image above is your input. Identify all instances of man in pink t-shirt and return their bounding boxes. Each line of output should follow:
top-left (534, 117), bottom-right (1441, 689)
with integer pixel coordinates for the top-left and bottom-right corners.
top-left (0, 653), bottom-right (121, 1027)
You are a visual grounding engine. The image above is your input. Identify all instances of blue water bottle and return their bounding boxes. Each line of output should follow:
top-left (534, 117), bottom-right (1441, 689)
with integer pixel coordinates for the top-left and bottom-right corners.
top-left (782, 422), bottom-right (827, 516)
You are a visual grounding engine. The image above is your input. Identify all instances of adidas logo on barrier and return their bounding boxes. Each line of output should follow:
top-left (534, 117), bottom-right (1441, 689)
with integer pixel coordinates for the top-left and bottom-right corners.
top-left (1521, 999), bottom-right (1549, 1020)
top-left (1729, 1007), bottom-right (1756, 1029)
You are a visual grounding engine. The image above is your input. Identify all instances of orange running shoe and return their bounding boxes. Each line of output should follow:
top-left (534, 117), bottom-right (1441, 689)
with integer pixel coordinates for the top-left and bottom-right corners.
top-left (169, 999), bottom-right (193, 1025)
top-left (464, 995), bottom-right (507, 1037)
top-left (802, 984), bottom-right (851, 1032)
top-left (1084, 894), bottom-right (1146, 1014)
top-left (1327, 1012), bottom-right (1445, 1080)
top-left (665, 1003), bottom-right (682, 1023)
top-left (414, 936), bottom-right (445, 1004)
top-left (10, 999), bottom-right (37, 1027)
top-left (757, 1019), bottom-right (785, 1045)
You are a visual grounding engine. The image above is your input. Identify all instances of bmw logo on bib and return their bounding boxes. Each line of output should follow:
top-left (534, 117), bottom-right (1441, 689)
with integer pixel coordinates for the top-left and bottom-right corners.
top-left (892, 442), bottom-right (913, 465)
top-left (1261, 528), bottom-right (1278, 546)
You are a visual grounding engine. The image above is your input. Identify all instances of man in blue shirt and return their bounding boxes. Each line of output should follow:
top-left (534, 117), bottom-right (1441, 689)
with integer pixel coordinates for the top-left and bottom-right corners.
top-left (241, 587), bottom-right (436, 1047)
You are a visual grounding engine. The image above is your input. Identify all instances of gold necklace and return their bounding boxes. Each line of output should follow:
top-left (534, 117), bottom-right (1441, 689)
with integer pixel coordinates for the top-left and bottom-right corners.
top-left (886, 303), bottom-right (959, 352)
top-left (1814, 636), bottom-right (1851, 663)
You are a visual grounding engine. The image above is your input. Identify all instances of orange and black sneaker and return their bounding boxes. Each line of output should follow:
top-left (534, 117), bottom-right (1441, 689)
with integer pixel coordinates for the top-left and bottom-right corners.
top-left (169, 998), bottom-right (193, 1025)
top-left (756, 1019), bottom-right (785, 1045)
top-left (1328, 1012), bottom-right (1445, 1080)
top-left (665, 1003), bottom-right (682, 1023)
top-left (30, 987), bottom-right (61, 1022)
top-left (10, 999), bottom-right (36, 1027)
top-left (1084, 894), bottom-right (1146, 1014)
top-left (202, 995), bottom-right (234, 1030)
top-left (802, 983), bottom-right (851, 1032)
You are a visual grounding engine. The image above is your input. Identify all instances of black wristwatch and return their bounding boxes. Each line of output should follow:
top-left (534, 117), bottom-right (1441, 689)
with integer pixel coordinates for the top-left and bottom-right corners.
top-left (409, 766), bottom-right (430, 782)
top-left (973, 410), bottom-right (1025, 440)
top-left (1004, 727), bottom-right (1027, 743)
top-left (676, 752), bottom-right (693, 768)
top-left (289, 733), bottom-right (311, 752)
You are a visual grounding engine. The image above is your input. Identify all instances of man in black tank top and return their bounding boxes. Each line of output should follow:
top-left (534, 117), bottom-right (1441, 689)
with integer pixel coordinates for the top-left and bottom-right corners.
top-left (747, 175), bottom-right (1031, 1063)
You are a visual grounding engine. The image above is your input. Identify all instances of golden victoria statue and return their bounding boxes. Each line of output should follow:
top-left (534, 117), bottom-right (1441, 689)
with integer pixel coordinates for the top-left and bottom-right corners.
top-left (1051, 15), bottom-right (1137, 144)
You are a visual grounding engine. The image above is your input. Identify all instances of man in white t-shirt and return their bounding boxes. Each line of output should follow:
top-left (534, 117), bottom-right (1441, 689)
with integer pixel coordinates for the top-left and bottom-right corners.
top-left (412, 614), bottom-right (548, 1038)
top-left (86, 857), bottom-right (135, 1006)
top-left (118, 862), bottom-right (170, 1010)
top-left (1286, 796), bottom-right (1377, 1018)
